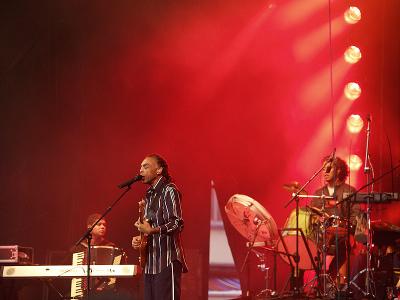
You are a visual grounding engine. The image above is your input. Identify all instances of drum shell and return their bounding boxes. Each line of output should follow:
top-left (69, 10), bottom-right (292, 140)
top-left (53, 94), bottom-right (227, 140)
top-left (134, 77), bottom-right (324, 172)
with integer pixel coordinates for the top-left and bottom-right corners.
top-left (277, 208), bottom-right (318, 270)
top-left (282, 208), bottom-right (313, 238)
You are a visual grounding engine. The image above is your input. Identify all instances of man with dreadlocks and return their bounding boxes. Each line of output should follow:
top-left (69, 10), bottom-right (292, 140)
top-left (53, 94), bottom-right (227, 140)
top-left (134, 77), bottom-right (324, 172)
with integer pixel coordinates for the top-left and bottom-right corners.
top-left (132, 154), bottom-right (188, 300)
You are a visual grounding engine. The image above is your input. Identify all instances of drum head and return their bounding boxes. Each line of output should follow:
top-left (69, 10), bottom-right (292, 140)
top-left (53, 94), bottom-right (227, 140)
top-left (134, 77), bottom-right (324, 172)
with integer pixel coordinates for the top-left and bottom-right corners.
top-left (225, 194), bottom-right (278, 245)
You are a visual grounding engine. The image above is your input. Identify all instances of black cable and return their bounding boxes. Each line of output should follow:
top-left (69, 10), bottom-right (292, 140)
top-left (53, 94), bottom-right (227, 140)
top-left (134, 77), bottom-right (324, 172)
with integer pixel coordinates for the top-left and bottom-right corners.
top-left (385, 131), bottom-right (395, 193)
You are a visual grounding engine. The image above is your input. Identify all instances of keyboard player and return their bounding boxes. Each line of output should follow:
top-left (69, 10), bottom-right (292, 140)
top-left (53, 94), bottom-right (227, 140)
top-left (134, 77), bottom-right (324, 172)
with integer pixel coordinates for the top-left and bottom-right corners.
top-left (70, 213), bottom-right (121, 298)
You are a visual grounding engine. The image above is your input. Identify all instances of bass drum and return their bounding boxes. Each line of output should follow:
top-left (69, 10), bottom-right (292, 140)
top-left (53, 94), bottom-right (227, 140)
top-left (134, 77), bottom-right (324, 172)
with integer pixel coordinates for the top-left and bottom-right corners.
top-left (277, 208), bottom-right (317, 270)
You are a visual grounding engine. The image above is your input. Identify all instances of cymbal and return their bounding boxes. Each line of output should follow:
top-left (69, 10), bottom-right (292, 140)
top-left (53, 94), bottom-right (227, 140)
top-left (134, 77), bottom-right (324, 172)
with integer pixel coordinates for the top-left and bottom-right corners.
top-left (283, 181), bottom-right (307, 195)
top-left (225, 194), bottom-right (278, 245)
top-left (371, 220), bottom-right (400, 246)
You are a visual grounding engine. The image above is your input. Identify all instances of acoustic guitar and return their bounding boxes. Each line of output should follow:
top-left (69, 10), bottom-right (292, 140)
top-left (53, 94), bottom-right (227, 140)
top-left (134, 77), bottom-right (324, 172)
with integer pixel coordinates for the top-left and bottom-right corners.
top-left (138, 199), bottom-right (148, 269)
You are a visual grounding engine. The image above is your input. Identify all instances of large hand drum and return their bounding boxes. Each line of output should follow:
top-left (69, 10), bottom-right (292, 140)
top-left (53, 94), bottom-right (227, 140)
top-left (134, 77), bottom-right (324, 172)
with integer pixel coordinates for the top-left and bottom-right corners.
top-left (277, 208), bottom-right (317, 270)
top-left (225, 194), bottom-right (279, 245)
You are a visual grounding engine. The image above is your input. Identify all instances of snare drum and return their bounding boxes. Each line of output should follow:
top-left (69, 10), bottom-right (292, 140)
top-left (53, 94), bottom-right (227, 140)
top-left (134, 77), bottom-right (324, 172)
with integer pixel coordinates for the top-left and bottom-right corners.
top-left (277, 208), bottom-right (318, 270)
top-left (325, 215), bottom-right (350, 238)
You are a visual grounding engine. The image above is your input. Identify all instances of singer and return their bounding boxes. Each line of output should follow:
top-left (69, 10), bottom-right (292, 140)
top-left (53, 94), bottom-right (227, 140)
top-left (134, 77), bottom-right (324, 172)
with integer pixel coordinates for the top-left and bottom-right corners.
top-left (131, 154), bottom-right (188, 300)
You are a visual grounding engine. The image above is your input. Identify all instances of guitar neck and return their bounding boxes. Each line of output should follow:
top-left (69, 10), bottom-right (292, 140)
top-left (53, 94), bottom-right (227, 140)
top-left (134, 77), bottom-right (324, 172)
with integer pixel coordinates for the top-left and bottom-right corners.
top-left (138, 200), bottom-right (148, 268)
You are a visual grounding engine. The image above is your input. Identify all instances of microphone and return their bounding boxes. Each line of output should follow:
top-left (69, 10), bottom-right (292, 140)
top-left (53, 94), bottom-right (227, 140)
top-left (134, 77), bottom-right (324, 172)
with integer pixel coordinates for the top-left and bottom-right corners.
top-left (325, 148), bottom-right (336, 173)
top-left (327, 148), bottom-right (336, 163)
top-left (118, 174), bottom-right (143, 189)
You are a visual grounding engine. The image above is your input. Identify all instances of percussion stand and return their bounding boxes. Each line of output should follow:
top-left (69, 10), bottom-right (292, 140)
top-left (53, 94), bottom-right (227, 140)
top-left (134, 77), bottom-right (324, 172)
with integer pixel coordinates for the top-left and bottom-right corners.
top-left (240, 218), bottom-right (264, 298)
top-left (253, 248), bottom-right (276, 298)
top-left (246, 243), bottom-right (287, 298)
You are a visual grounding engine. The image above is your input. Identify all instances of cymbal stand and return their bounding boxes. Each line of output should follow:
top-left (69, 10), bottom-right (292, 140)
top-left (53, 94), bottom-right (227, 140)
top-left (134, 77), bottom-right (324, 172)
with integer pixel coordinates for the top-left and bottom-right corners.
top-left (298, 195), bottom-right (337, 297)
top-left (318, 197), bottom-right (338, 298)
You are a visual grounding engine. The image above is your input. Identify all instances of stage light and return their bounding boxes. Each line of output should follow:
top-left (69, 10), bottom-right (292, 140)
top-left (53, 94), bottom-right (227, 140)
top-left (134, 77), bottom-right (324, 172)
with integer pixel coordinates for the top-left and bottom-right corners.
top-left (344, 6), bottom-right (361, 24)
top-left (344, 82), bottom-right (361, 100)
top-left (346, 114), bottom-right (364, 134)
top-left (344, 46), bottom-right (362, 64)
top-left (348, 154), bottom-right (363, 171)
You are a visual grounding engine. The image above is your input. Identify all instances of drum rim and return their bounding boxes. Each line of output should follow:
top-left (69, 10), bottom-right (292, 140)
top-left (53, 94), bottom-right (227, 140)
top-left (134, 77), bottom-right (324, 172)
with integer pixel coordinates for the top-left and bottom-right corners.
top-left (225, 194), bottom-right (279, 242)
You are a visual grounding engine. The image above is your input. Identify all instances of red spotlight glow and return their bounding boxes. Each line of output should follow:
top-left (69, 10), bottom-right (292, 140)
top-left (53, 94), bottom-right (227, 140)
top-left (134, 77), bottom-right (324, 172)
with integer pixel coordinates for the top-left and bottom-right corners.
top-left (346, 114), bottom-right (364, 133)
top-left (344, 82), bottom-right (361, 100)
top-left (277, 0), bottom-right (327, 29)
top-left (348, 154), bottom-right (363, 171)
top-left (344, 46), bottom-right (362, 64)
top-left (300, 58), bottom-right (352, 108)
top-left (294, 16), bottom-right (346, 62)
top-left (344, 6), bottom-right (362, 24)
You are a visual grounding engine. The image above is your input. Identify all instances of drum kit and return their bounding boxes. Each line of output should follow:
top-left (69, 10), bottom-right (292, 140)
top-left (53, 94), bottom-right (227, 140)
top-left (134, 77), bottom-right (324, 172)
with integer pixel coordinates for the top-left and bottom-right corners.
top-left (225, 186), bottom-right (400, 299)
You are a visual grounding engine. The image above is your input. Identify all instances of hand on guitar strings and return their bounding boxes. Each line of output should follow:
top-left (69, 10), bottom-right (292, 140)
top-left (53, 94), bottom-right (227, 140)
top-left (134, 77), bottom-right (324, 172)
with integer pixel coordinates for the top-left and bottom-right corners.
top-left (134, 218), bottom-right (160, 235)
top-left (131, 236), bottom-right (141, 249)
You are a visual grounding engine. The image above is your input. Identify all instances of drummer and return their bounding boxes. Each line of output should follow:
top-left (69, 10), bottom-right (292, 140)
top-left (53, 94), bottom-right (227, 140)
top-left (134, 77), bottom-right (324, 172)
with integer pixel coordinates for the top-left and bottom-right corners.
top-left (311, 156), bottom-right (361, 285)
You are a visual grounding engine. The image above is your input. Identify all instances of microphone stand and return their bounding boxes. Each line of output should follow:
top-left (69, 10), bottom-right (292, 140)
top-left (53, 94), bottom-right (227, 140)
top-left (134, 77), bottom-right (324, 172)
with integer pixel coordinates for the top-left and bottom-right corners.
top-left (74, 183), bottom-right (137, 300)
top-left (284, 149), bottom-right (335, 296)
top-left (363, 115), bottom-right (374, 298)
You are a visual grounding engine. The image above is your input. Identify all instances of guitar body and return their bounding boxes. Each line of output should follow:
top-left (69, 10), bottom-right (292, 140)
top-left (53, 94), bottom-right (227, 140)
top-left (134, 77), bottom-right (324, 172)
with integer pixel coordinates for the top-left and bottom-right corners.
top-left (138, 200), bottom-right (148, 269)
top-left (138, 233), bottom-right (148, 268)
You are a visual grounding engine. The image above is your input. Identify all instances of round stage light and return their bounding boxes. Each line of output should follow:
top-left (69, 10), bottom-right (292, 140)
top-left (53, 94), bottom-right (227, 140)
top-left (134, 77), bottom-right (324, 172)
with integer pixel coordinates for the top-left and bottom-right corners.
top-left (344, 82), bottom-right (362, 100)
top-left (348, 154), bottom-right (363, 171)
top-left (344, 7), bottom-right (361, 24)
top-left (344, 46), bottom-right (362, 64)
top-left (347, 114), bottom-right (364, 134)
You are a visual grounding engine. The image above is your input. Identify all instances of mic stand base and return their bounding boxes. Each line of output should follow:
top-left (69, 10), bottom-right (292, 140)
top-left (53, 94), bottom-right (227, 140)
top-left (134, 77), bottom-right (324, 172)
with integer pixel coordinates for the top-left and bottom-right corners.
top-left (348, 268), bottom-right (376, 298)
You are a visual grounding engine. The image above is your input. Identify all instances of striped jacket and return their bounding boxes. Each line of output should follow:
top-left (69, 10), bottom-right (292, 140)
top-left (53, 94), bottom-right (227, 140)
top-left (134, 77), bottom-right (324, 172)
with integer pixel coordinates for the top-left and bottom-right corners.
top-left (143, 176), bottom-right (188, 274)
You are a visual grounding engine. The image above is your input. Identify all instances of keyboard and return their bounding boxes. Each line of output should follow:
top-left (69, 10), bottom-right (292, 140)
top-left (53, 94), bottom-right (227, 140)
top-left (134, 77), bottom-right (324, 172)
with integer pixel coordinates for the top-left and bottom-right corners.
top-left (1, 264), bottom-right (139, 278)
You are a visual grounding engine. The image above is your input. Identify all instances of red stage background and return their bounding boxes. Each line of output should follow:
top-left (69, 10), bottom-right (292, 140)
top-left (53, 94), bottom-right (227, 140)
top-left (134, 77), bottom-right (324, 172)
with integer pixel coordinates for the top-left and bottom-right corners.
top-left (0, 1), bottom-right (399, 299)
